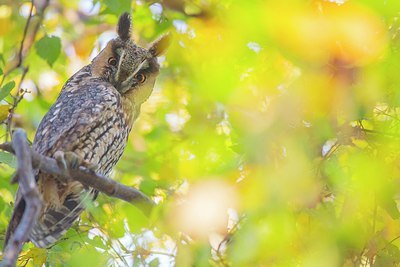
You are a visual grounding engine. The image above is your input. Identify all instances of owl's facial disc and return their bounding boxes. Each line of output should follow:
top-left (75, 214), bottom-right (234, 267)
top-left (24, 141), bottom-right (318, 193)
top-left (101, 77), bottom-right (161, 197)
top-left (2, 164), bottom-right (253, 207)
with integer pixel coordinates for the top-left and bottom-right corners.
top-left (92, 12), bottom-right (169, 96)
top-left (111, 44), bottom-right (151, 94)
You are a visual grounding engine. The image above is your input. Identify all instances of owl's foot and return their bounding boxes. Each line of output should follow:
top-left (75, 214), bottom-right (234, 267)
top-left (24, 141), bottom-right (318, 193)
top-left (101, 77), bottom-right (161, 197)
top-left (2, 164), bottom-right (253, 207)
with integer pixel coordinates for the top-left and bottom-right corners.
top-left (54, 151), bottom-right (97, 178)
top-left (54, 151), bottom-right (80, 178)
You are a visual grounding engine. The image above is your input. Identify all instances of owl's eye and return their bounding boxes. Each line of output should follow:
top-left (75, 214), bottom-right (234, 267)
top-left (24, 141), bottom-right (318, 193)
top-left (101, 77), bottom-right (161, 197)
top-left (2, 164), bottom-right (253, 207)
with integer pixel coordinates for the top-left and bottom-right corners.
top-left (134, 73), bottom-right (146, 83)
top-left (108, 57), bottom-right (117, 66)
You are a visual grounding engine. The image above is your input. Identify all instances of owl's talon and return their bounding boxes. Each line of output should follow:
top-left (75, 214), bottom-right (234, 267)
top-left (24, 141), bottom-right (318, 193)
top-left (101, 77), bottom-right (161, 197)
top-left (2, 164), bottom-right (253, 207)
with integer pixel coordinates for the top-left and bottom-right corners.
top-left (54, 151), bottom-right (84, 178)
top-left (54, 151), bottom-right (97, 176)
top-left (81, 161), bottom-right (97, 172)
top-left (64, 151), bottom-right (82, 170)
top-left (54, 151), bottom-right (68, 176)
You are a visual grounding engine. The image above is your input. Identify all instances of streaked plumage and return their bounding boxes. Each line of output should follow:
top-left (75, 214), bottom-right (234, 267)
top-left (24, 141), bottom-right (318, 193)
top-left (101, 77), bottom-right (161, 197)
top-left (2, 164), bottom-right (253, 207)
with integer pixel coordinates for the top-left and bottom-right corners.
top-left (5, 12), bottom-right (169, 248)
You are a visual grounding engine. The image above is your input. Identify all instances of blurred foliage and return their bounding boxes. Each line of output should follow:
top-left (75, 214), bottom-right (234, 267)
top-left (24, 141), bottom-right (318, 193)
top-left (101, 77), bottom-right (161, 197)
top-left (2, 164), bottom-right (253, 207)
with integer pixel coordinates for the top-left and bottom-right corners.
top-left (1, 0), bottom-right (400, 266)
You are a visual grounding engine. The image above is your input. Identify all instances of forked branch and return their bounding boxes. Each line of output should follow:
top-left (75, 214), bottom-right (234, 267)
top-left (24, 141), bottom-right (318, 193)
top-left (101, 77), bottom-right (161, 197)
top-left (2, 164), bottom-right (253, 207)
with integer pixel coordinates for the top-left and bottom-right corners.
top-left (0, 129), bottom-right (154, 267)
top-left (1, 129), bottom-right (42, 267)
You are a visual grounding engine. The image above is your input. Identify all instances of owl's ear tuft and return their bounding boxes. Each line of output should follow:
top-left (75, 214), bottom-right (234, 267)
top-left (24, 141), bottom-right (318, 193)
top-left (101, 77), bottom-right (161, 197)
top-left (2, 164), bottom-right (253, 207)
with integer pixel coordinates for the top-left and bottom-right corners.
top-left (117, 12), bottom-right (131, 41)
top-left (149, 33), bottom-right (171, 57)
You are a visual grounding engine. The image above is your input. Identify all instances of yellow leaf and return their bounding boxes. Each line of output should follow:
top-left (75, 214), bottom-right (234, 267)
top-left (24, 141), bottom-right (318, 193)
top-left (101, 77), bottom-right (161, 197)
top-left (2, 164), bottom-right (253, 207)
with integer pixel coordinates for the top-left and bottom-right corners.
top-left (0, 104), bottom-right (9, 122)
top-left (32, 248), bottom-right (47, 267)
top-left (17, 247), bottom-right (47, 266)
top-left (352, 138), bottom-right (369, 149)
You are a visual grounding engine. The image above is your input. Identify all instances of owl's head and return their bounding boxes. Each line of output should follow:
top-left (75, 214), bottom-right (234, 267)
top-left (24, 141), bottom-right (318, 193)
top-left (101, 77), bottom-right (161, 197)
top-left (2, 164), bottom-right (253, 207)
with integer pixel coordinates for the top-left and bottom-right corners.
top-left (91, 13), bottom-right (169, 104)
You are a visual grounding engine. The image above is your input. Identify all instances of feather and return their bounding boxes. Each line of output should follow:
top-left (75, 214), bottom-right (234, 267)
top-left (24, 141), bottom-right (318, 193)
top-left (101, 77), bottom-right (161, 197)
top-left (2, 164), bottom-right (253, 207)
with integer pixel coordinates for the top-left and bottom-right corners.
top-left (117, 12), bottom-right (131, 41)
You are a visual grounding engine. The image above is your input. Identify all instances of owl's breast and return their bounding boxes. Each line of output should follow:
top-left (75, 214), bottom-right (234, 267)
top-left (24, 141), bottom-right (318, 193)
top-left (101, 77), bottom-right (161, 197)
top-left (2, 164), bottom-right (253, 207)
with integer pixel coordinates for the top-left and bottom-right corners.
top-left (77, 108), bottom-right (132, 175)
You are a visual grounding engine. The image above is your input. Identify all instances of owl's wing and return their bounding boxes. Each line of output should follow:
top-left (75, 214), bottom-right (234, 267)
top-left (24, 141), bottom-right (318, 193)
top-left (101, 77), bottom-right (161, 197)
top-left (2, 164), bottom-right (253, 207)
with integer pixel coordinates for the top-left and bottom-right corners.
top-left (33, 79), bottom-right (121, 157)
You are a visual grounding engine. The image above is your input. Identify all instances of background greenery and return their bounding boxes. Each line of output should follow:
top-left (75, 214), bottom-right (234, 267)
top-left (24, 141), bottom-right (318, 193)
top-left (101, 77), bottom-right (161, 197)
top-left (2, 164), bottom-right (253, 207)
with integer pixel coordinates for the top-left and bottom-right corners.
top-left (1, 0), bottom-right (400, 266)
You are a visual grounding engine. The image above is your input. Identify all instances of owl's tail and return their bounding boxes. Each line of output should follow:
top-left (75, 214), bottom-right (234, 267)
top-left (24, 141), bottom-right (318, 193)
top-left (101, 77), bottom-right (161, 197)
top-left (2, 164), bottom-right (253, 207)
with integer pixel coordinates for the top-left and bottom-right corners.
top-left (29, 192), bottom-right (90, 248)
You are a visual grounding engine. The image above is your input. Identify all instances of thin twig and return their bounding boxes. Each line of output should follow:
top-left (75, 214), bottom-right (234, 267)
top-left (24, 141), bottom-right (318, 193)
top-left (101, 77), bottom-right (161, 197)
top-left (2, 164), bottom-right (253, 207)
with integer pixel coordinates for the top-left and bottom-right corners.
top-left (6, 83), bottom-right (29, 141)
top-left (16, 1), bottom-right (34, 70)
top-left (2, 0), bottom-right (50, 142)
top-left (358, 128), bottom-right (400, 139)
top-left (377, 235), bottom-right (400, 254)
top-left (374, 107), bottom-right (400, 121)
top-left (0, 0), bottom-right (33, 87)
top-left (0, 129), bottom-right (42, 267)
top-left (2, 0), bottom-right (49, 77)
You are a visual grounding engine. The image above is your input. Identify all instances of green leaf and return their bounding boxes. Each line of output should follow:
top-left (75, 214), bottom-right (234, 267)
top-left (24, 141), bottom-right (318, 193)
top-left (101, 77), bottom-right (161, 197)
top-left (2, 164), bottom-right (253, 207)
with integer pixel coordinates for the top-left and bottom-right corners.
top-left (0, 67), bottom-right (3, 76)
top-left (0, 54), bottom-right (5, 66)
top-left (149, 258), bottom-right (160, 267)
top-left (139, 179), bottom-right (158, 195)
top-left (0, 81), bottom-right (15, 101)
top-left (85, 236), bottom-right (107, 250)
top-left (100, 0), bottom-right (131, 16)
top-left (0, 151), bottom-right (16, 168)
top-left (35, 35), bottom-right (61, 67)
top-left (67, 246), bottom-right (107, 267)
top-left (122, 204), bottom-right (148, 233)
top-left (381, 197), bottom-right (400, 220)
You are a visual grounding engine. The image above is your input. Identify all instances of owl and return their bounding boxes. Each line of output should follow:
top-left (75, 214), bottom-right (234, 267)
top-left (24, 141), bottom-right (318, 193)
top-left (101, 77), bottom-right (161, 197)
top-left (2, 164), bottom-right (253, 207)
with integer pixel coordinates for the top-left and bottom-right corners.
top-left (4, 13), bottom-right (169, 248)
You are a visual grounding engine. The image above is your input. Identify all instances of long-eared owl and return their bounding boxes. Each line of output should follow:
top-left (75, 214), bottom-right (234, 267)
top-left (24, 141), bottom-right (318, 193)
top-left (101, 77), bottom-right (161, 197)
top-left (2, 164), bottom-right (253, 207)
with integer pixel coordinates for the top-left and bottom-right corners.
top-left (5, 12), bottom-right (169, 248)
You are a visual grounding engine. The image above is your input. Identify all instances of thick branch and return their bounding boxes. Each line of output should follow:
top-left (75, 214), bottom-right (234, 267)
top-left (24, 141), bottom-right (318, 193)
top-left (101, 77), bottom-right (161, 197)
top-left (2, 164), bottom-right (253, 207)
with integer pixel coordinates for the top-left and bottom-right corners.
top-left (1, 129), bottom-right (42, 267)
top-left (0, 142), bottom-right (155, 214)
top-left (0, 129), bottom-right (155, 266)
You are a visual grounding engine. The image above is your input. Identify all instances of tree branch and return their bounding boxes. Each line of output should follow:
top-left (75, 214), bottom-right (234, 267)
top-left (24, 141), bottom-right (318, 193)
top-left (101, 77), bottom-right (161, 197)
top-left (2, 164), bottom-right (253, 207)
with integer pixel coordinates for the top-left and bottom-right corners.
top-left (1, 129), bottom-right (42, 267)
top-left (2, 0), bottom-right (50, 79)
top-left (0, 139), bottom-right (155, 213)
top-left (2, 0), bottom-right (50, 141)
top-left (0, 129), bottom-right (155, 267)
